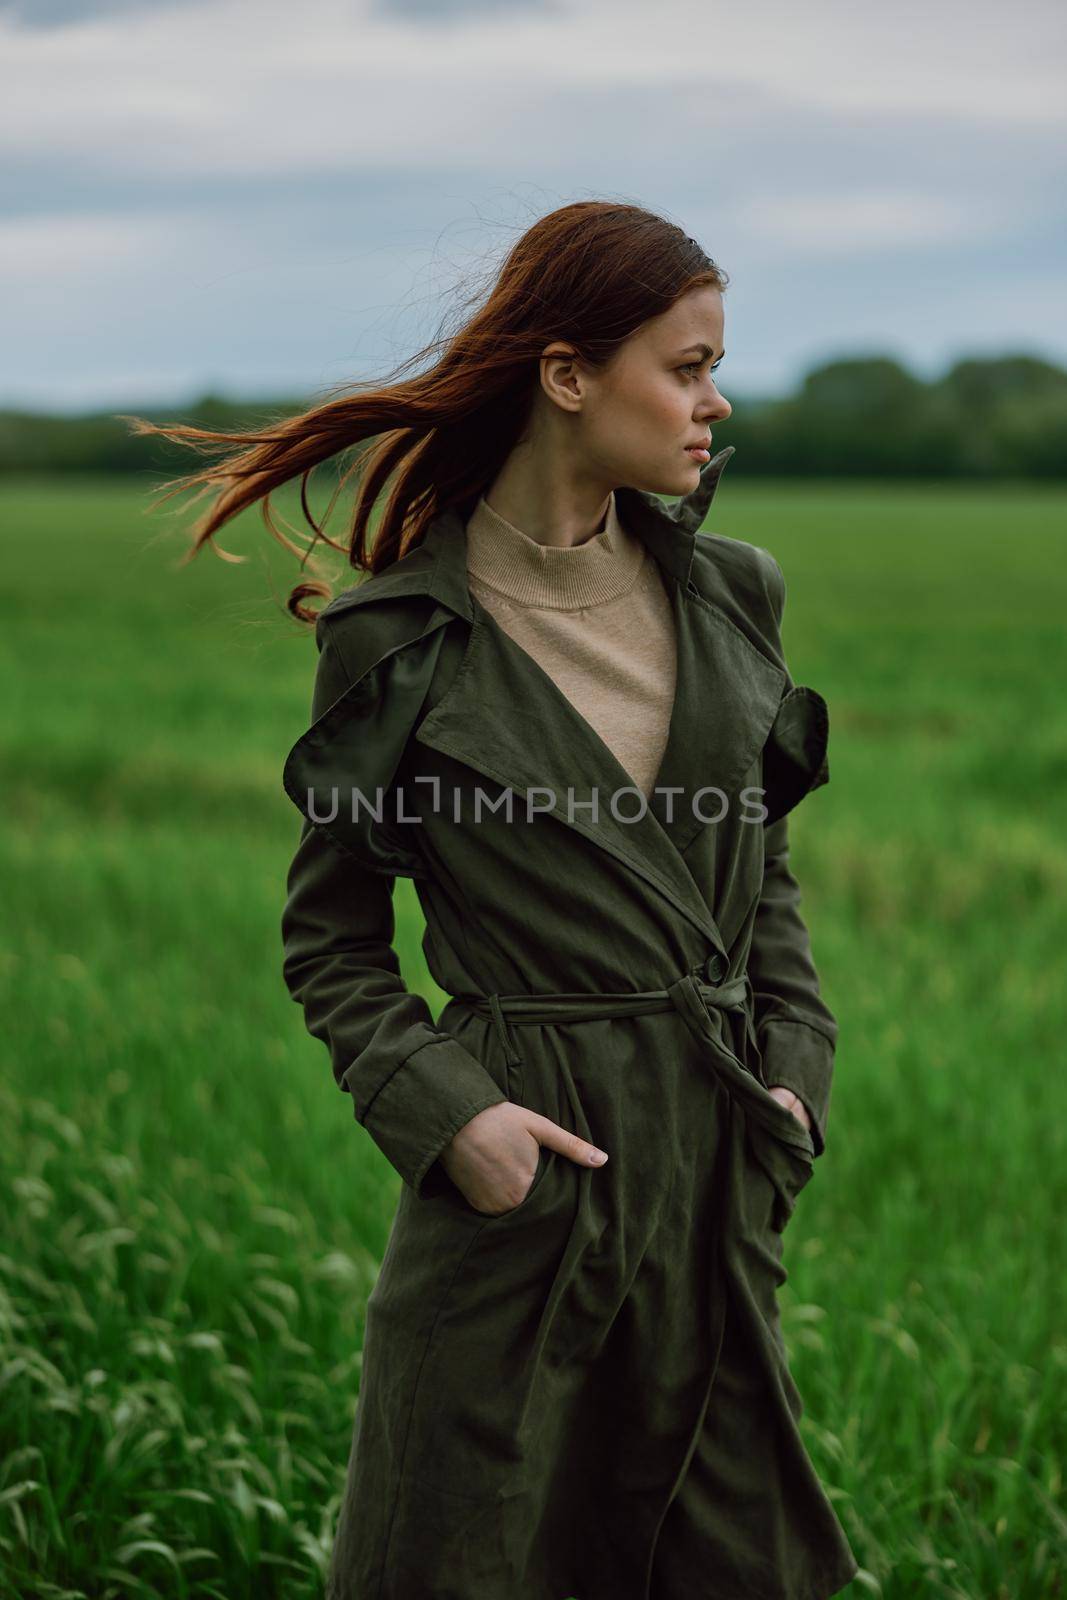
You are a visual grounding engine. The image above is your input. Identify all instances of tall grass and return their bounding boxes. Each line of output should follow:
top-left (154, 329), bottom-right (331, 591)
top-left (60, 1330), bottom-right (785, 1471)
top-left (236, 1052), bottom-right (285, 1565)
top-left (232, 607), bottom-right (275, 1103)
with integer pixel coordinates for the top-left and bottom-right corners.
top-left (1, 475), bottom-right (1064, 1597)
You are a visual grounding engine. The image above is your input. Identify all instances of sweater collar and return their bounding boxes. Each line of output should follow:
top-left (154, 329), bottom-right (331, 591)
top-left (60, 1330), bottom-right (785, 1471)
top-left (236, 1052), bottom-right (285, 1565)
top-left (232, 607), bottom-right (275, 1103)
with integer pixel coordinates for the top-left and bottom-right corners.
top-left (326, 446), bottom-right (736, 625)
top-left (420, 447), bottom-right (736, 624)
top-left (464, 489), bottom-right (645, 610)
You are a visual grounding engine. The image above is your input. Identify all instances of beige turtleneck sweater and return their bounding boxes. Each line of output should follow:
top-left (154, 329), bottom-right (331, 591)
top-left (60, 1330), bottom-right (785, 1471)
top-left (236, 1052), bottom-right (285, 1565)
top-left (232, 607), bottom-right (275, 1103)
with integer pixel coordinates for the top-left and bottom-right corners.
top-left (464, 490), bottom-right (677, 798)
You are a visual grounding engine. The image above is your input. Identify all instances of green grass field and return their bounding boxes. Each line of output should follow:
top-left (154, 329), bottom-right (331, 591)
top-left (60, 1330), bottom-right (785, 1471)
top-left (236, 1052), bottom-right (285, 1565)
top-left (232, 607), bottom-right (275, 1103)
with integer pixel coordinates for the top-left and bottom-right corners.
top-left (2, 474), bottom-right (1064, 1598)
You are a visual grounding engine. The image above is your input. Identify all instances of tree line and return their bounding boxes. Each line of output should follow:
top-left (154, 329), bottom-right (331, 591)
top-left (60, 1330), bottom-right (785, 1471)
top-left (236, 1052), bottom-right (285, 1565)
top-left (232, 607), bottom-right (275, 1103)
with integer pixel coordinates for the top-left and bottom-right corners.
top-left (0, 352), bottom-right (1063, 479)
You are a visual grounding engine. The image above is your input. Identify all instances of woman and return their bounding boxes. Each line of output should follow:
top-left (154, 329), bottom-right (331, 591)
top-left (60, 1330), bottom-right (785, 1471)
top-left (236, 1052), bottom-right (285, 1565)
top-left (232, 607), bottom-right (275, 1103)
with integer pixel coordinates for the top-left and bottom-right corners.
top-left (129, 201), bottom-right (859, 1600)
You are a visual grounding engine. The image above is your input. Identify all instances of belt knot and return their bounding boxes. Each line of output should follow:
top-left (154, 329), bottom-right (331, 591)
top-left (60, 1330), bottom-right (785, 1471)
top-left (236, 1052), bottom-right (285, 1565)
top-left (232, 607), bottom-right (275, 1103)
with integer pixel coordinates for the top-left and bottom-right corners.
top-left (665, 970), bottom-right (747, 1040)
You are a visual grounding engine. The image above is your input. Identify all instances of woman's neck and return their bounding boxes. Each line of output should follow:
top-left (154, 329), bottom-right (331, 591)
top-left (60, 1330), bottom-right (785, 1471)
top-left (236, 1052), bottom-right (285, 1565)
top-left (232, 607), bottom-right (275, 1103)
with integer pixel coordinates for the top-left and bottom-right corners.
top-left (465, 491), bottom-right (645, 611)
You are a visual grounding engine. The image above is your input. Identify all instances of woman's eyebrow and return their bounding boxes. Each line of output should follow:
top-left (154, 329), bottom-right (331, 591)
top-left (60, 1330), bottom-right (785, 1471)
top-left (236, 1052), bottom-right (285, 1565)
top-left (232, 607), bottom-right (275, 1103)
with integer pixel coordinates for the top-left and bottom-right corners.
top-left (675, 343), bottom-right (725, 362)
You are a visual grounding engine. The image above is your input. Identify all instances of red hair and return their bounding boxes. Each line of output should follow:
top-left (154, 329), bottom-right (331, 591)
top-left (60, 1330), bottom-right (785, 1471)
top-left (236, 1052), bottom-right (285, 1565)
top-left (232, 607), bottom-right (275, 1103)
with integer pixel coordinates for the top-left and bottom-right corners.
top-left (119, 201), bottom-right (728, 626)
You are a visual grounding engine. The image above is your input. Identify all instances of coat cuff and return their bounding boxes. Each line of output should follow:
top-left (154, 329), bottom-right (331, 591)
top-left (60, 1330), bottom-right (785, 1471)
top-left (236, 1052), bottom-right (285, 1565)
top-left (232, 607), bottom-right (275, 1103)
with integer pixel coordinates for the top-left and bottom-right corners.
top-left (758, 1017), bottom-right (834, 1158)
top-left (350, 1035), bottom-right (509, 1198)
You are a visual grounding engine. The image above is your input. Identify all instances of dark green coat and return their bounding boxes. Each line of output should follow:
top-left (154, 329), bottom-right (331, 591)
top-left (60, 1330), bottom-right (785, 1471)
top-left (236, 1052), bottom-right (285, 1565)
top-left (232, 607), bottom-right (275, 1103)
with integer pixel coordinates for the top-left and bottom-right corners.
top-left (281, 449), bottom-right (859, 1600)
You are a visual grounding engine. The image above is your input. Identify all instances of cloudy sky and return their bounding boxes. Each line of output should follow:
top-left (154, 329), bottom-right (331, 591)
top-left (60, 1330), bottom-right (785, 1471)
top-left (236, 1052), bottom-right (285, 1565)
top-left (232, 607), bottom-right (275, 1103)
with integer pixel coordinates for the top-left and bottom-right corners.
top-left (1, 0), bottom-right (1063, 412)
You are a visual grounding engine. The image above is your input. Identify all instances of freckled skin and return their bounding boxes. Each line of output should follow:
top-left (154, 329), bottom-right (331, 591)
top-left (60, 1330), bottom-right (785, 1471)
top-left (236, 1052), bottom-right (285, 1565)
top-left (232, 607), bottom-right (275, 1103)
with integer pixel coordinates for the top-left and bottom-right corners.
top-left (579, 285), bottom-right (734, 500)
top-left (479, 285), bottom-right (733, 552)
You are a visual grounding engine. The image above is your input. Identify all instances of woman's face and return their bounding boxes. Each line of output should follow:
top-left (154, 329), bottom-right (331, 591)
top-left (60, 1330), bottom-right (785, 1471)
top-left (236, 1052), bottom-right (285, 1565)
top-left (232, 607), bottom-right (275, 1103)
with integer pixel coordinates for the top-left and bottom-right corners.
top-left (543, 284), bottom-right (733, 498)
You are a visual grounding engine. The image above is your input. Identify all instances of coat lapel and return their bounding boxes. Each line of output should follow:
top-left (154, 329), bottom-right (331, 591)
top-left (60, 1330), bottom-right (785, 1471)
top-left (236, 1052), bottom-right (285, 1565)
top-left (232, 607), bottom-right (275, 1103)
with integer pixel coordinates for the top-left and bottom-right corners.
top-left (642, 569), bottom-right (786, 855)
top-left (410, 447), bottom-right (785, 952)
top-left (415, 592), bottom-right (724, 946)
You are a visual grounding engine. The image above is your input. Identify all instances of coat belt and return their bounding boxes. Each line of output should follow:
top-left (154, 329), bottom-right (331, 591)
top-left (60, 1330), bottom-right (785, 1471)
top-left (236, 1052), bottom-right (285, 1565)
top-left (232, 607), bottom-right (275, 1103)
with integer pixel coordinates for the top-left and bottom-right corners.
top-left (458, 971), bottom-right (749, 1074)
top-left (454, 970), bottom-right (814, 1156)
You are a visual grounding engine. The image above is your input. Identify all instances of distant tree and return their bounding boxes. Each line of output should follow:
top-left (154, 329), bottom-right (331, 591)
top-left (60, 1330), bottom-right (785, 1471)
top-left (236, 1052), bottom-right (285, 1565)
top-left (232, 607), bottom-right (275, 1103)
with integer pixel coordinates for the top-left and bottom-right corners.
top-left (0, 360), bottom-right (1063, 480)
top-left (785, 356), bottom-right (941, 475)
top-left (934, 355), bottom-right (1067, 477)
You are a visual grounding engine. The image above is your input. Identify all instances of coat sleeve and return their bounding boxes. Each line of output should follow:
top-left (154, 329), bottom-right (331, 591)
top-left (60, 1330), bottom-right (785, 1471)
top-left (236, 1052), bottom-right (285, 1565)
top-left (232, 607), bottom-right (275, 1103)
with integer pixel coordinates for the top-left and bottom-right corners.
top-left (748, 553), bottom-right (838, 1158)
top-left (747, 812), bottom-right (838, 1157)
top-left (280, 616), bottom-right (508, 1196)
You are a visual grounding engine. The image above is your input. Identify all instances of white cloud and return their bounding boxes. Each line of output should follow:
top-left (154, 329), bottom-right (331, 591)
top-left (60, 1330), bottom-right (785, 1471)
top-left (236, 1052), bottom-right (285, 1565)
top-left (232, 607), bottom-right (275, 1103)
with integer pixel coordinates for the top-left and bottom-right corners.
top-left (0, 210), bottom-right (176, 276)
top-left (0, 0), bottom-right (1062, 192)
top-left (0, 0), bottom-right (1062, 405)
top-left (735, 191), bottom-right (991, 254)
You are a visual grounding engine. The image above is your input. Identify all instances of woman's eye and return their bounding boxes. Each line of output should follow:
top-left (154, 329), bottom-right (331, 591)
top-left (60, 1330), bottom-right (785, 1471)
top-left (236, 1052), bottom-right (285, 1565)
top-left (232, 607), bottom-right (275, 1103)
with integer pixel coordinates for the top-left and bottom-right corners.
top-left (680, 361), bottom-right (723, 378)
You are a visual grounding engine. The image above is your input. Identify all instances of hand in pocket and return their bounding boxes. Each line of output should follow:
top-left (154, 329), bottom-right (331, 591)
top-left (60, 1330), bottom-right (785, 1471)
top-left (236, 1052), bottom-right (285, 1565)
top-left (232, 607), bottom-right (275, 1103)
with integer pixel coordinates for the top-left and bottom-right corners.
top-left (441, 1102), bottom-right (609, 1216)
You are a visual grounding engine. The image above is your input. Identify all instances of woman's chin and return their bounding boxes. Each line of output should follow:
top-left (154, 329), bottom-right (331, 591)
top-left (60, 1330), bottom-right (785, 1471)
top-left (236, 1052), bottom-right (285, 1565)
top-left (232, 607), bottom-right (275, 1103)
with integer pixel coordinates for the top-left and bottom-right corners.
top-left (619, 460), bottom-right (702, 498)
top-left (657, 469), bottom-right (701, 497)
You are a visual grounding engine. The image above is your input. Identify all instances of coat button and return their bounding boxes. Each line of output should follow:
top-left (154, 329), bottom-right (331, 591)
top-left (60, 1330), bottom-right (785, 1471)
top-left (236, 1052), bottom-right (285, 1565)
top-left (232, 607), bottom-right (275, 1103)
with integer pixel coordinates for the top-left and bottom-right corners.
top-left (704, 951), bottom-right (727, 982)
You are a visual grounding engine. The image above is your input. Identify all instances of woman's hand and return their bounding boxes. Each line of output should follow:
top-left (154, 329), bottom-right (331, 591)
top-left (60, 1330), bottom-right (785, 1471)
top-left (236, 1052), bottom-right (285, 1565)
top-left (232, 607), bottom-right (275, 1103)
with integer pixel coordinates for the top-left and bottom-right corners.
top-left (767, 1085), bottom-right (812, 1134)
top-left (440, 1102), bottom-right (609, 1217)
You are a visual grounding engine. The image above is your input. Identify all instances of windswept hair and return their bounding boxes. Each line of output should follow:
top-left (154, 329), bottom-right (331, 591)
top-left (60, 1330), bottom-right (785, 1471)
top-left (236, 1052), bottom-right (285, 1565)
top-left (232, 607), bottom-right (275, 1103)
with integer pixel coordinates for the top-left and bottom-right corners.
top-left (120, 200), bottom-right (727, 626)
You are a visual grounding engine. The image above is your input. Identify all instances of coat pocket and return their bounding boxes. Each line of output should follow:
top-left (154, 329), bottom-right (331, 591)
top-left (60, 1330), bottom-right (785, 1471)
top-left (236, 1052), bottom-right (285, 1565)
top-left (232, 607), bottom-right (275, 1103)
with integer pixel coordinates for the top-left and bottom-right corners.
top-left (463, 1143), bottom-right (554, 1224)
top-left (428, 1006), bottom-right (558, 1224)
top-left (744, 1093), bottom-right (816, 1233)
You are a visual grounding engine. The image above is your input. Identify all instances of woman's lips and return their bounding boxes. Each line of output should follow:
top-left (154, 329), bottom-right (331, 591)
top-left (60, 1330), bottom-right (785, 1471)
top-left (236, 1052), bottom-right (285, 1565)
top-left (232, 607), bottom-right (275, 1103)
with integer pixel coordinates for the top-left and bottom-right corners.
top-left (685, 446), bottom-right (710, 462)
